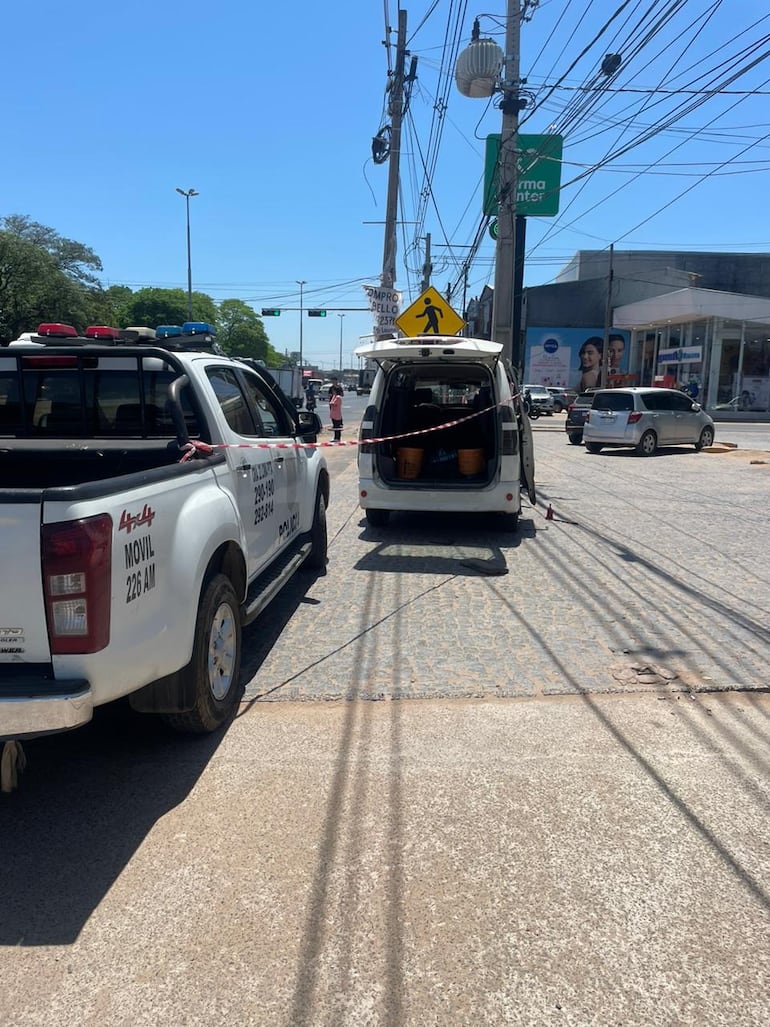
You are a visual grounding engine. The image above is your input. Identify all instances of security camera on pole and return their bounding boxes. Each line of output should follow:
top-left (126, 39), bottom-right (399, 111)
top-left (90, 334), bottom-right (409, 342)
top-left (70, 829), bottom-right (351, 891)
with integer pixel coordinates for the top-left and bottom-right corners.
top-left (455, 8), bottom-right (527, 370)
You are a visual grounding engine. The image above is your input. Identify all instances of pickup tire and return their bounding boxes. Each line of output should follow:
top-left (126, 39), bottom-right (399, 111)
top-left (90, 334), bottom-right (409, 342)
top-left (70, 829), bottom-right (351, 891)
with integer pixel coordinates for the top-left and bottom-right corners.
top-left (163, 574), bottom-right (242, 734)
top-left (304, 489), bottom-right (328, 570)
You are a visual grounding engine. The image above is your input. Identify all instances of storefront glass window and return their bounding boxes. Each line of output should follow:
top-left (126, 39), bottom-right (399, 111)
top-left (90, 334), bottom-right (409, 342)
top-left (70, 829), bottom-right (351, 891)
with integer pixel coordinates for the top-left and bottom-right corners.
top-left (717, 336), bottom-right (741, 405)
top-left (738, 326), bottom-right (770, 411)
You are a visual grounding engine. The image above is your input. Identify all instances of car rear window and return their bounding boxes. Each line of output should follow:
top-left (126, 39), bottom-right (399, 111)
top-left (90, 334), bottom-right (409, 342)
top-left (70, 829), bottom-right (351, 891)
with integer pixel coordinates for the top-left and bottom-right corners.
top-left (591, 391), bottom-right (634, 412)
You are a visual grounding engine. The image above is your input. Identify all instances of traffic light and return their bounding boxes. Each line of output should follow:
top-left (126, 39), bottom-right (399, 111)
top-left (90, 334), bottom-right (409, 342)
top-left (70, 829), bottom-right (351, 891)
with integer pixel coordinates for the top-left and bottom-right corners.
top-left (261, 308), bottom-right (281, 317)
top-left (308, 309), bottom-right (327, 317)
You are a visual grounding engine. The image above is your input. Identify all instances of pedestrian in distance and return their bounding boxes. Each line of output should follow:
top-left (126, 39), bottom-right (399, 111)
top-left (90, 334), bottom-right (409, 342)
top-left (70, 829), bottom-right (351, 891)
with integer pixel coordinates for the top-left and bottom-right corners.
top-left (305, 382), bottom-right (316, 412)
top-left (329, 376), bottom-right (344, 442)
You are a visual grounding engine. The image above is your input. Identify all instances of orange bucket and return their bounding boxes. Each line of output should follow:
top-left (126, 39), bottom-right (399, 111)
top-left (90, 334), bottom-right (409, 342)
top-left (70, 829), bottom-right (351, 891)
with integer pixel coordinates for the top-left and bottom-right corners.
top-left (457, 448), bottom-right (484, 476)
top-left (396, 447), bottom-right (424, 479)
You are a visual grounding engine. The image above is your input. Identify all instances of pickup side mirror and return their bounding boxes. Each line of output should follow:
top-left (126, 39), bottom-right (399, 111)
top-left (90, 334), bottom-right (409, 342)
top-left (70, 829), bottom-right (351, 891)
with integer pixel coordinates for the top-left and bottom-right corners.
top-left (296, 410), bottom-right (322, 440)
top-left (691, 402), bottom-right (701, 411)
top-left (167, 374), bottom-right (191, 446)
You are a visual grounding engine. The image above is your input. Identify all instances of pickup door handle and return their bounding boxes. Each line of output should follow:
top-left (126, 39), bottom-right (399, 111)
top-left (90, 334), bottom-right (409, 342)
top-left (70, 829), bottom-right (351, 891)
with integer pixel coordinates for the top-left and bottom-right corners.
top-left (237, 462), bottom-right (250, 476)
top-left (274, 456), bottom-right (284, 466)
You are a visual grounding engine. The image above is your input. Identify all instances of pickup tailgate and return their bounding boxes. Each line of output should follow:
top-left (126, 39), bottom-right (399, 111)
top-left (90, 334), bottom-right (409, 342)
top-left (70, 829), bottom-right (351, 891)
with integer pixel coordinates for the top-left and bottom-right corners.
top-left (0, 494), bottom-right (51, 663)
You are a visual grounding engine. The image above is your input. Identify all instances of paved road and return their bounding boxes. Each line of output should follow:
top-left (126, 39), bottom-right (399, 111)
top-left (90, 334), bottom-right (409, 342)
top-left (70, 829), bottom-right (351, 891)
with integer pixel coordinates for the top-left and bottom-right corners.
top-left (1, 423), bottom-right (769, 1026)
top-left (241, 421), bottom-right (770, 702)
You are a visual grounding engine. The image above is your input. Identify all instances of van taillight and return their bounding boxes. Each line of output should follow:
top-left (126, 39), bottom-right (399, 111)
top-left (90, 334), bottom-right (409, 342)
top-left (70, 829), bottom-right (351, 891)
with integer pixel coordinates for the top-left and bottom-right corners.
top-left (41, 514), bottom-right (112, 654)
top-left (359, 404), bottom-right (378, 453)
top-left (628, 411), bottom-right (643, 423)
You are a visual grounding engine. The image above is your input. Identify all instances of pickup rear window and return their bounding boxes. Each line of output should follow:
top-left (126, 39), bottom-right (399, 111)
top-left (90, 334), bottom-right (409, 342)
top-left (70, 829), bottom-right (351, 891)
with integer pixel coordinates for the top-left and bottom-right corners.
top-left (0, 354), bottom-right (201, 438)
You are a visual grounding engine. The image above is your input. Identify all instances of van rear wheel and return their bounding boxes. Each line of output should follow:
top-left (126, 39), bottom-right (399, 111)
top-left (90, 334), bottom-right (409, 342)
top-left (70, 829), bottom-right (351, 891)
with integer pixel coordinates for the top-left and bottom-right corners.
top-left (499, 511), bottom-right (519, 532)
top-left (366, 508), bottom-right (390, 527)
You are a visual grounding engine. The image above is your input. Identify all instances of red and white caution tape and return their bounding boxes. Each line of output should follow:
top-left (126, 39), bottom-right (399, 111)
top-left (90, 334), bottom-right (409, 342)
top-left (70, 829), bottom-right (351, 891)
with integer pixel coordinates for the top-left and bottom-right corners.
top-left (179, 394), bottom-right (522, 462)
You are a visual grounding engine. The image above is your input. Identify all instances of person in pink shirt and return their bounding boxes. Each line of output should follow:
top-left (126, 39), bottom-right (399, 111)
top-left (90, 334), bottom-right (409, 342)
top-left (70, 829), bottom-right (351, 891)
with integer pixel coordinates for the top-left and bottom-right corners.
top-left (328, 377), bottom-right (344, 442)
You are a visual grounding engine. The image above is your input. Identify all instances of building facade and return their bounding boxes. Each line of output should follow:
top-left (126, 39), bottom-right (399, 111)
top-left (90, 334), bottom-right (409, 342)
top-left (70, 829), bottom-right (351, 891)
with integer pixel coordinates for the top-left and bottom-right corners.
top-left (465, 249), bottom-right (770, 417)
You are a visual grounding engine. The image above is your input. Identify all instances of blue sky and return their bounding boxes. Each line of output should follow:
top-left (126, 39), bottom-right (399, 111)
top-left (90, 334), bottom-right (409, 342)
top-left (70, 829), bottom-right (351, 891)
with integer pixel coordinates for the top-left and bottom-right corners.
top-left (4, 1), bottom-right (769, 368)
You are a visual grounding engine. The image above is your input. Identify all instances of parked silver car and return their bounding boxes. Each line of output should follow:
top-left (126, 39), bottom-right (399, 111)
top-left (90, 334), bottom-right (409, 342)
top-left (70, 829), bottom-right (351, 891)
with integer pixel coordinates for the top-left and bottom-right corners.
top-left (583, 387), bottom-right (715, 456)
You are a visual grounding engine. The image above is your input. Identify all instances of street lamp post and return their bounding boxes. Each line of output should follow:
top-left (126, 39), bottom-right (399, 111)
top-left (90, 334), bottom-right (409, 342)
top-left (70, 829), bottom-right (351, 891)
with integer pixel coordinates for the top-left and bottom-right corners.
top-left (296, 280), bottom-right (306, 373)
top-left (338, 313), bottom-right (345, 377)
top-left (176, 188), bottom-right (199, 320)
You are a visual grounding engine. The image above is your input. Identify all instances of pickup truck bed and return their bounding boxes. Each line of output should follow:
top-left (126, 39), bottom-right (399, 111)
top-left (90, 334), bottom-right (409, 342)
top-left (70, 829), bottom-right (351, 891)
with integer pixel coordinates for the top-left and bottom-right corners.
top-left (0, 438), bottom-right (213, 488)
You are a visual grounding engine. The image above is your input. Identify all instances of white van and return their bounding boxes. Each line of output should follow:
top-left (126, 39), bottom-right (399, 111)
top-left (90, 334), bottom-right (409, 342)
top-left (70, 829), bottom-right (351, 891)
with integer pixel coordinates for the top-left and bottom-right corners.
top-left (355, 336), bottom-right (535, 530)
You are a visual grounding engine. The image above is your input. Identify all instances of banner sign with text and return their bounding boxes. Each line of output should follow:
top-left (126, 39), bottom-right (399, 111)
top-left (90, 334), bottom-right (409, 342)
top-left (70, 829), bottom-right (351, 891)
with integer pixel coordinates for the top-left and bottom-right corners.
top-left (363, 284), bottom-right (402, 336)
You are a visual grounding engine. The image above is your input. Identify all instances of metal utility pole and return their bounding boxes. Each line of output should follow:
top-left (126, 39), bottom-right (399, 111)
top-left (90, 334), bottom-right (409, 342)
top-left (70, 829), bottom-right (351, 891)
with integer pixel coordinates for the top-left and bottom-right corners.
top-left (337, 313), bottom-right (345, 375)
top-left (296, 280), bottom-right (306, 372)
top-left (511, 215), bottom-right (527, 364)
top-left (381, 9), bottom-right (408, 293)
top-left (421, 233), bottom-right (432, 292)
top-left (600, 244), bottom-right (615, 388)
top-left (491, 4), bottom-right (522, 370)
top-left (176, 188), bottom-right (199, 320)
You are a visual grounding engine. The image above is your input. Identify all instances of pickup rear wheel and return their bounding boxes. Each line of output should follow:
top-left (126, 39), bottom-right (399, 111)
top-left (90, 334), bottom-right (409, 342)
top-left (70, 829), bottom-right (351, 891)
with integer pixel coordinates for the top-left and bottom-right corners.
top-left (304, 489), bottom-right (328, 570)
top-left (163, 574), bottom-right (242, 734)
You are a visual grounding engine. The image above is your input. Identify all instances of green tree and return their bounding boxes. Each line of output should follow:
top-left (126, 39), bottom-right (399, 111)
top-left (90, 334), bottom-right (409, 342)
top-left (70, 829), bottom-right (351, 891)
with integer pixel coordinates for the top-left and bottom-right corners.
top-left (96, 285), bottom-right (135, 327)
top-left (1, 214), bottom-right (103, 286)
top-left (0, 231), bottom-right (109, 342)
top-left (216, 299), bottom-right (281, 363)
top-left (120, 287), bottom-right (217, 329)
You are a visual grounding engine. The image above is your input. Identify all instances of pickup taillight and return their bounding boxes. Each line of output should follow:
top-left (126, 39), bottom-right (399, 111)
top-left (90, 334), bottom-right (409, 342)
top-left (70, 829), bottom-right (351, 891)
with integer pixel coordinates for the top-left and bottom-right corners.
top-left (41, 515), bottom-right (112, 654)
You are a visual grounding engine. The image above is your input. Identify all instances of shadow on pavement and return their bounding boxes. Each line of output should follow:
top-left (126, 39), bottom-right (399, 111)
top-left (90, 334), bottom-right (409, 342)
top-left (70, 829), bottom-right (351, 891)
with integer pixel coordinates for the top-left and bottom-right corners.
top-left (355, 511), bottom-right (537, 576)
top-left (0, 701), bottom-right (226, 947)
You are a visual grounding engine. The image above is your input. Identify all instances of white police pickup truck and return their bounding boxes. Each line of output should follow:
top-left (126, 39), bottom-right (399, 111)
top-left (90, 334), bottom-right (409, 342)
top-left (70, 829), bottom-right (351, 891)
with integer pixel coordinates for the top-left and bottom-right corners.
top-left (0, 324), bottom-right (329, 750)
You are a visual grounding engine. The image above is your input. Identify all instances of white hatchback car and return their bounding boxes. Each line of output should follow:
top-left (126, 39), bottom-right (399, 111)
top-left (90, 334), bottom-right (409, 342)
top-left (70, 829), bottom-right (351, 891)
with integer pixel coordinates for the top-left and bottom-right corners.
top-left (355, 336), bottom-right (535, 530)
top-left (583, 387), bottom-right (715, 456)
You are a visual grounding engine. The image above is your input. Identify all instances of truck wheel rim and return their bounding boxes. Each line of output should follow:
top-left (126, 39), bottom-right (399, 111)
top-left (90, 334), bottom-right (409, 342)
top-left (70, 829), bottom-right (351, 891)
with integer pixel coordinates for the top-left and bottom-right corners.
top-left (208, 602), bottom-right (237, 700)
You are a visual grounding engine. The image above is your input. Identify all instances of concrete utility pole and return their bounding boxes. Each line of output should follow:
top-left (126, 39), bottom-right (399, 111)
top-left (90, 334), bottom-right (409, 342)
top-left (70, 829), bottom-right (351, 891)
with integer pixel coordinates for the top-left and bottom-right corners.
top-left (381, 9), bottom-right (408, 293)
top-left (600, 244), bottom-right (615, 388)
top-left (491, 4), bottom-right (523, 370)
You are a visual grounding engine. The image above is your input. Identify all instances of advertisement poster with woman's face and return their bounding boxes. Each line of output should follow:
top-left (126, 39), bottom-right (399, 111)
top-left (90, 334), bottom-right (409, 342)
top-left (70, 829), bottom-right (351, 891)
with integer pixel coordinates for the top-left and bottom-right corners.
top-left (525, 328), bottom-right (629, 392)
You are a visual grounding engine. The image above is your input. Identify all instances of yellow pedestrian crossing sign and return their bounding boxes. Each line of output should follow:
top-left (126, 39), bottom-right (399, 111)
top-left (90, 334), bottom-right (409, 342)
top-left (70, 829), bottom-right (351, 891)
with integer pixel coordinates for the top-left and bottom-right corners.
top-left (395, 286), bottom-right (465, 338)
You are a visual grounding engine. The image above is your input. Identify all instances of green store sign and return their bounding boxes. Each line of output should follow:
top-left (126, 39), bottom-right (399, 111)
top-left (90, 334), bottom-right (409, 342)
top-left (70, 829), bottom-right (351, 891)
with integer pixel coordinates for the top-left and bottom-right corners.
top-left (483, 133), bottom-right (563, 217)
